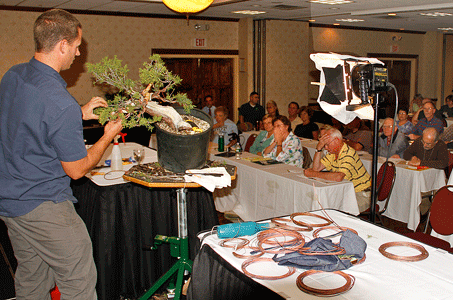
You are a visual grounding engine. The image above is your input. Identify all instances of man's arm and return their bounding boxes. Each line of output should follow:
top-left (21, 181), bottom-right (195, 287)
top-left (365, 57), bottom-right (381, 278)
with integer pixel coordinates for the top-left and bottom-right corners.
top-left (61, 120), bottom-right (123, 179)
top-left (304, 168), bottom-right (346, 182)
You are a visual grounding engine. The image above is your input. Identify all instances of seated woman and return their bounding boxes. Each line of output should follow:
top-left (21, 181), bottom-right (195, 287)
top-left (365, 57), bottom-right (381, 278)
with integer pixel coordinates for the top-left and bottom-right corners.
top-left (249, 114), bottom-right (274, 156)
top-left (212, 106), bottom-right (238, 148)
top-left (395, 108), bottom-right (414, 135)
top-left (263, 116), bottom-right (304, 167)
top-left (266, 100), bottom-right (280, 119)
top-left (294, 106), bottom-right (319, 140)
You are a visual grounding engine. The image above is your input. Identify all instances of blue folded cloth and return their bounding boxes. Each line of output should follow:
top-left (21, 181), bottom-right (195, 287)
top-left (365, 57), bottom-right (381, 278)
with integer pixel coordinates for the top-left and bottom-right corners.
top-left (272, 230), bottom-right (366, 271)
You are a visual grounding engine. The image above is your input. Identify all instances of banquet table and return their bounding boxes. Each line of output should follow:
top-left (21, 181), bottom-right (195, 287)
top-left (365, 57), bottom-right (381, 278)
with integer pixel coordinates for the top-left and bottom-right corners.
top-left (72, 142), bottom-right (219, 300)
top-left (188, 210), bottom-right (453, 300)
top-left (211, 150), bottom-right (359, 221)
top-left (298, 139), bottom-right (447, 231)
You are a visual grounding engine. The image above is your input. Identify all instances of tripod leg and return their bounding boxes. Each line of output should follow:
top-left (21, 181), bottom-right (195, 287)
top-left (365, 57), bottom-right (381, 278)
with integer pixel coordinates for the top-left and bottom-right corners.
top-left (139, 261), bottom-right (180, 300)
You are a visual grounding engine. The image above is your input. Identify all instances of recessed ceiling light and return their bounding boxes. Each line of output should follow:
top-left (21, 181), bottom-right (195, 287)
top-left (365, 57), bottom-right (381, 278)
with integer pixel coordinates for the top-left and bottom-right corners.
top-left (388, 13), bottom-right (397, 16)
top-left (309, 19), bottom-right (316, 22)
top-left (333, 23), bottom-right (340, 25)
top-left (420, 12), bottom-right (452, 17)
top-left (335, 18), bottom-right (364, 22)
top-left (232, 10), bottom-right (267, 15)
top-left (438, 27), bottom-right (453, 31)
top-left (309, 0), bottom-right (354, 5)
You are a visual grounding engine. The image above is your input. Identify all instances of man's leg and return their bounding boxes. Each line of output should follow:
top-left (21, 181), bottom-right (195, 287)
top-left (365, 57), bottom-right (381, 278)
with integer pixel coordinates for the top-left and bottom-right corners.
top-left (1, 200), bottom-right (97, 300)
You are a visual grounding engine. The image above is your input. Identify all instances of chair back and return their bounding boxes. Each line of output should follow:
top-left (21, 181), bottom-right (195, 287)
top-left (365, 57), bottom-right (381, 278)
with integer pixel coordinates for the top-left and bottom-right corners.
top-left (429, 185), bottom-right (453, 235)
top-left (302, 147), bottom-right (312, 169)
top-left (244, 133), bottom-right (258, 152)
top-left (376, 161), bottom-right (396, 213)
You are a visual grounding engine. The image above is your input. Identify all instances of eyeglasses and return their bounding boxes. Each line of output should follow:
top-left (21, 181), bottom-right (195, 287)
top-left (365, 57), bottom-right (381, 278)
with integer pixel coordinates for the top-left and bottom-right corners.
top-left (422, 139), bottom-right (435, 146)
top-left (423, 107), bottom-right (433, 111)
top-left (382, 125), bottom-right (393, 128)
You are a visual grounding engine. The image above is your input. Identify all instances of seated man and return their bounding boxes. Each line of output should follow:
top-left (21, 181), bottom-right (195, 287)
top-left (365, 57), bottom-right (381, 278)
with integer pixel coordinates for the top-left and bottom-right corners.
top-left (409, 101), bottom-right (444, 140)
top-left (440, 94), bottom-right (453, 118)
top-left (238, 92), bottom-right (265, 131)
top-left (304, 128), bottom-right (372, 212)
top-left (212, 106), bottom-right (238, 148)
top-left (342, 117), bottom-right (373, 153)
top-left (412, 98), bottom-right (445, 126)
top-left (378, 118), bottom-right (409, 158)
top-left (201, 95), bottom-right (216, 119)
top-left (403, 127), bottom-right (449, 169)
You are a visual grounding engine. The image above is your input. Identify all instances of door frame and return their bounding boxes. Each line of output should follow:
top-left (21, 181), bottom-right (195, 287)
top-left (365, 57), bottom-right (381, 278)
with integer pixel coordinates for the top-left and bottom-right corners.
top-left (152, 49), bottom-right (240, 121)
top-left (368, 53), bottom-right (419, 106)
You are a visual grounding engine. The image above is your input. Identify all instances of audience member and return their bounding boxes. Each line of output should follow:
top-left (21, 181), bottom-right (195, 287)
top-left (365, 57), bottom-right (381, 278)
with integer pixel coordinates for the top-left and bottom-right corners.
top-left (287, 102), bottom-right (302, 130)
top-left (440, 94), bottom-right (453, 118)
top-left (266, 100), bottom-right (280, 119)
top-left (238, 92), bottom-right (265, 132)
top-left (404, 127), bottom-right (449, 169)
top-left (294, 106), bottom-right (319, 140)
top-left (395, 108), bottom-right (414, 135)
top-left (342, 117), bottom-right (373, 152)
top-left (411, 98), bottom-right (444, 126)
top-left (212, 106), bottom-right (238, 148)
top-left (409, 93), bottom-right (424, 114)
top-left (201, 95), bottom-right (216, 119)
top-left (263, 116), bottom-right (303, 167)
top-left (408, 101), bottom-right (444, 140)
top-left (249, 114), bottom-right (275, 156)
top-left (378, 118), bottom-right (408, 158)
top-left (439, 123), bottom-right (453, 148)
top-left (304, 128), bottom-right (371, 212)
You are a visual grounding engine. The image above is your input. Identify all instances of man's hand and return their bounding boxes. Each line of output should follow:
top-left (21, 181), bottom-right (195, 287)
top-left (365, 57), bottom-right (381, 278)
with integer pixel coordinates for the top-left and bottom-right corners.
top-left (104, 119), bottom-right (123, 140)
top-left (407, 134), bottom-right (419, 140)
top-left (408, 156), bottom-right (421, 166)
top-left (304, 168), bottom-right (315, 177)
top-left (391, 154), bottom-right (400, 159)
top-left (81, 97), bottom-right (108, 120)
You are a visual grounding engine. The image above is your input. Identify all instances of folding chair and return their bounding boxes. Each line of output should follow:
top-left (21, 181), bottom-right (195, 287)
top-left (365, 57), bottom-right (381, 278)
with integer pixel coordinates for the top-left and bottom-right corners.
top-left (244, 133), bottom-right (257, 152)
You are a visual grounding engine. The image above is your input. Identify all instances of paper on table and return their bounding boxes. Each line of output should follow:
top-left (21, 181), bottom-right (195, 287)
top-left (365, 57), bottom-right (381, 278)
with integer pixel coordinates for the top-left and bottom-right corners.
top-left (184, 167), bottom-right (231, 192)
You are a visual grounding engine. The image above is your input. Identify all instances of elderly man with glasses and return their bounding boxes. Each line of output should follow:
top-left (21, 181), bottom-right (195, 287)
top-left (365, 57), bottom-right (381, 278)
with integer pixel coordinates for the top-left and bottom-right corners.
top-left (304, 128), bottom-right (371, 212)
top-left (408, 101), bottom-right (444, 140)
top-left (403, 127), bottom-right (449, 169)
top-left (378, 118), bottom-right (409, 158)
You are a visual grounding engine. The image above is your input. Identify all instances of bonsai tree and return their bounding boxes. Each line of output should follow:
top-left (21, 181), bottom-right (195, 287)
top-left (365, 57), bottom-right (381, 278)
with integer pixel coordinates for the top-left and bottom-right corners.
top-left (86, 54), bottom-right (194, 131)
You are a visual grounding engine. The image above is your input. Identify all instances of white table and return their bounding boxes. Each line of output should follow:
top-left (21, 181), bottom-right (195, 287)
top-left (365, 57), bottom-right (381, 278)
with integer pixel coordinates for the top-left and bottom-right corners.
top-left (211, 150), bottom-right (359, 221)
top-left (358, 153), bottom-right (446, 231)
top-left (198, 210), bottom-right (453, 300)
top-left (85, 142), bottom-right (157, 186)
top-left (299, 139), bottom-right (447, 231)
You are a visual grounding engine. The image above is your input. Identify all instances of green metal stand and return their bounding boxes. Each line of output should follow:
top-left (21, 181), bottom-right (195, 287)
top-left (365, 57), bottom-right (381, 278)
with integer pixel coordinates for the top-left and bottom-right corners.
top-left (139, 188), bottom-right (192, 300)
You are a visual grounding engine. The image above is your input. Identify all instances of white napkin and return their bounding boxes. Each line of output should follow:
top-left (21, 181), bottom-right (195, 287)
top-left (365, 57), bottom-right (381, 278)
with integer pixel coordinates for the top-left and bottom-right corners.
top-left (184, 167), bottom-right (231, 192)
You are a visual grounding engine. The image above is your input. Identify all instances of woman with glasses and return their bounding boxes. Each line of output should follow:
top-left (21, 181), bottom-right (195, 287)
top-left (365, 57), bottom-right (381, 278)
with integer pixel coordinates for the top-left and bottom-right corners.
top-left (395, 108), bottom-right (414, 135)
top-left (249, 114), bottom-right (275, 156)
top-left (263, 116), bottom-right (304, 167)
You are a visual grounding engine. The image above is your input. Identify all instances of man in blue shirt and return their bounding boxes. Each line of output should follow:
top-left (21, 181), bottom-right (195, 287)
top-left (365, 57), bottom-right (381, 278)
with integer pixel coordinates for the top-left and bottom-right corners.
top-left (0, 9), bottom-right (122, 299)
top-left (408, 101), bottom-right (444, 140)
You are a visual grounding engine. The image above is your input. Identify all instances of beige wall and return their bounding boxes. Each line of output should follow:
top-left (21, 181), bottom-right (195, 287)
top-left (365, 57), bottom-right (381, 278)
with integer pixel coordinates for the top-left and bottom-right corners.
top-left (1, 9), bottom-right (449, 117)
top-left (264, 20), bottom-right (309, 114)
top-left (0, 10), bottom-right (238, 105)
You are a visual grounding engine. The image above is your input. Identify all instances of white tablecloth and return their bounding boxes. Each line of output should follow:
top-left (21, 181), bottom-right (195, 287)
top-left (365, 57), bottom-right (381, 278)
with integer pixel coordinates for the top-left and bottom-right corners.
top-left (85, 142), bottom-right (157, 186)
top-left (359, 153), bottom-right (446, 231)
top-left (200, 210), bottom-right (453, 300)
top-left (299, 139), bottom-right (447, 231)
top-left (211, 150), bottom-right (359, 221)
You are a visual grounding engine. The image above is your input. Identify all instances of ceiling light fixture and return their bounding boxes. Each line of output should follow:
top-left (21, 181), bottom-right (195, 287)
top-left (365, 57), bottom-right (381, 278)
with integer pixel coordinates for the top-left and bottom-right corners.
top-left (438, 27), bottom-right (453, 31)
top-left (232, 10), bottom-right (267, 15)
top-left (309, 0), bottom-right (354, 4)
top-left (336, 18), bottom-right (364, 22)
top-left (420, 12), bottom-right (452, 17)
top-left (388, 13), bottom-right (397, 16)
top-left (162, 0), bottom-right (214, 14)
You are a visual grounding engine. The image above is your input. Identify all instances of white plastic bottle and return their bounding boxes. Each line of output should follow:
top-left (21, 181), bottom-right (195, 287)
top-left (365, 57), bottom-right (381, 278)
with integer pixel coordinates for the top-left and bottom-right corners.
top-left (111, 136), bottom-right (123, 171)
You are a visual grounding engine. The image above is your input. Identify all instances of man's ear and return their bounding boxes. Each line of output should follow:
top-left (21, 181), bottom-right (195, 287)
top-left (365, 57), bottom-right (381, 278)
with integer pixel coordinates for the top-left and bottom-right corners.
top-left (58, 39), bottom-right (69, 55)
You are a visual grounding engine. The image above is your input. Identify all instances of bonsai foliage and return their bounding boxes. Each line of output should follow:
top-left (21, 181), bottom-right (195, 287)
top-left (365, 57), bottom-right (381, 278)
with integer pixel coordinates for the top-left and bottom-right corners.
top-left (86, 54), bottom-right (194, 130)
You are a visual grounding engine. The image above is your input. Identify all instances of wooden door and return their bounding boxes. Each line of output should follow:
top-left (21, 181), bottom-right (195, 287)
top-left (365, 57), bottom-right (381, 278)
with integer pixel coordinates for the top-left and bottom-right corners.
top-left (163, 58), bottom-right (234, 120)
top-left (380, 59), bottom-right (412, 117)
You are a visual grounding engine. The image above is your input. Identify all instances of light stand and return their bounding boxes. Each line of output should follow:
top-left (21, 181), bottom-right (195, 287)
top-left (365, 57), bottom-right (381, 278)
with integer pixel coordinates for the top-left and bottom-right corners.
top-left (369, 94), bottom-right (380, 223)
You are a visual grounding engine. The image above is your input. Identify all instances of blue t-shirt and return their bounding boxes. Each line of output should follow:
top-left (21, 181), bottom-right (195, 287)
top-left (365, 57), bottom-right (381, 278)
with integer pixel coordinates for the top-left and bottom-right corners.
top-left (212, 119), bottom-right (238, 144)
top-left (0, 58), bottom-right (87, 217)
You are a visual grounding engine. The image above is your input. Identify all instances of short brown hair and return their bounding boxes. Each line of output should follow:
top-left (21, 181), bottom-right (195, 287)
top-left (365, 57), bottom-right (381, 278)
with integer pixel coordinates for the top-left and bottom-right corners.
top-left (273, 115), bottom-right (292, 132)
top-left (34, 9), bottom-right (82, 53)
top-left (214, 106), bottom-right (229, 117)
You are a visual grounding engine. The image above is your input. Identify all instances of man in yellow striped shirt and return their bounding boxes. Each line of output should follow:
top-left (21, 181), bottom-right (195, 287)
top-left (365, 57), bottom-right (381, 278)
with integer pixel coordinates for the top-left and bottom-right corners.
top-left (304, 127), bottom-right (372, 212)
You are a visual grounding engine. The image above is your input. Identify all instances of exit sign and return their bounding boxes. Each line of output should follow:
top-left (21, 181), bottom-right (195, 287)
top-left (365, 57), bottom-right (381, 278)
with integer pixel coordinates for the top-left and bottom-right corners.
top-left (194, 38), bottom-right (207, 47)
